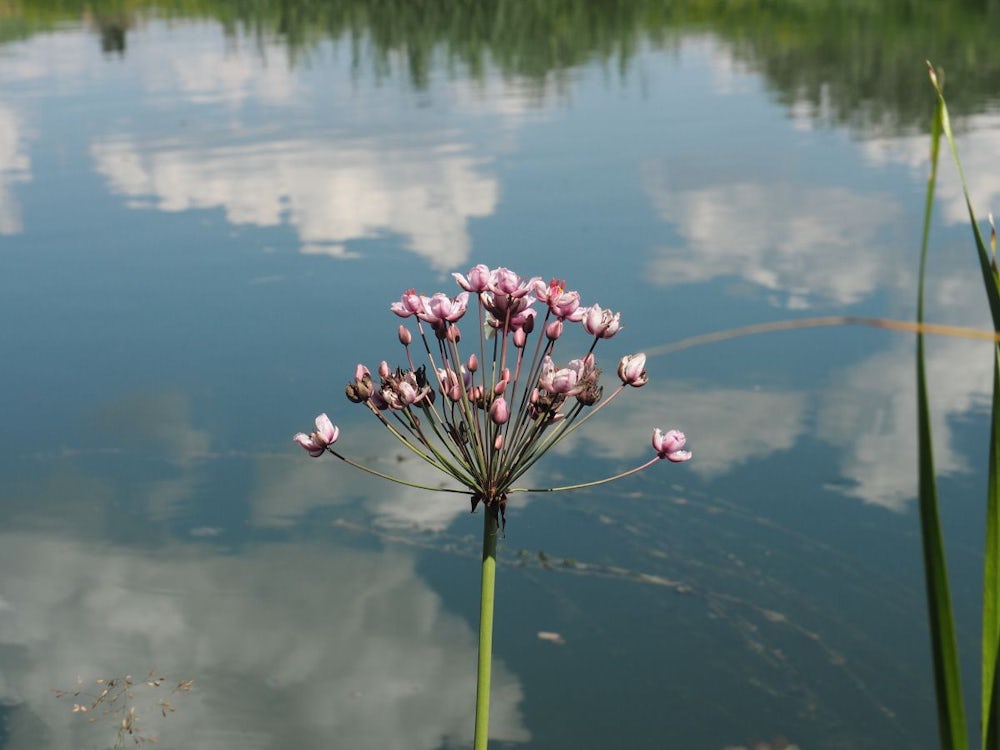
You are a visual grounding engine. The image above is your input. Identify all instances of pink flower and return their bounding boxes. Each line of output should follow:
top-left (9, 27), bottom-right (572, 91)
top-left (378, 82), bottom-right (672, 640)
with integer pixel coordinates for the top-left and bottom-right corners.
top-left (617, 353), bottom-right (648, 387)
top-left (489, 268), bottom-right (538, 298)
top-left (489, 396), bottom-right (510, 425)
top-left (535, 278), bottom-right (584, 320)
top-left (293, 413), bottom-right (340, 457)
top-left (538, 356), bottom-right (587, 396)
top-left (422, 292), bottom-right (470, 324)
top-left (652, 428), bottom-right (691, 462)
top-left (583, 304), bottom-right (622, 338)
top-left (483, 293), bottom-right (537, 333)
top-left (508, 307), bottom-right (536, 332)
top-left (390, 289), bottom-right (425, 318)
top-left (453, 264), bottom-right (492, 292)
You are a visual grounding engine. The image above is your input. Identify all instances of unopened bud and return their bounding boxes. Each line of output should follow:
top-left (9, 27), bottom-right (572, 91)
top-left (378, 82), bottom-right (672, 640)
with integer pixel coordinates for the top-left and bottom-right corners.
top-left (494, 434), bottom-right (504, 451)
top-left (489, 396), bottom-right (510, 425)
top-left (467, 354), bottom-right (479, 372)
top-left (546, 320), bottom-right (563, 340)
top-left (379, 360), bottom-right (391, 379)
top-left (398, 325), bottom-right (412, 346)
top-left (513, 328), bottom-right (527, 348)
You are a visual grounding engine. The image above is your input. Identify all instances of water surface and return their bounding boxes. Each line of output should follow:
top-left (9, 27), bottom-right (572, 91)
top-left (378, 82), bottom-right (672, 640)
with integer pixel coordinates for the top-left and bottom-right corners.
top-left (2, 3), bottom-right (1000, 748)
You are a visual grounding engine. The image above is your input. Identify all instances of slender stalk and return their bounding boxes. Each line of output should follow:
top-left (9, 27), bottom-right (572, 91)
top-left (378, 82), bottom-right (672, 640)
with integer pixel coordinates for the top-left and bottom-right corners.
top-left (510, 456), bottom-right (661, 494)
top-left (473, 506), bottom-right (499, 750)
top-left (326, 449), bottom-right (468, 494)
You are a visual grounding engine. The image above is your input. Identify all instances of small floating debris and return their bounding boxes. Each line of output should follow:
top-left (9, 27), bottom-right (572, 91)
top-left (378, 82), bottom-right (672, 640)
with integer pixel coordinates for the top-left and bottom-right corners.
top-left (537, 631), bottom-right (566, 646)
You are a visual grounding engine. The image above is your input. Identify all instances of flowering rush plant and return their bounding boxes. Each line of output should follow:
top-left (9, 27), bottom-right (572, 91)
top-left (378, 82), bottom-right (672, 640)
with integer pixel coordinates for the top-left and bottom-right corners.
top-left (294, 265), bottom-right (690, 749)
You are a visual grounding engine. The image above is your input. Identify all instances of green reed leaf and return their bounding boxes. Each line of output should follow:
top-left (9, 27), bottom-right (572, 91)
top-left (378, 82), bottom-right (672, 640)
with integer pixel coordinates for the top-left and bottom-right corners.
top-left (984, 353), bottom-right (1000, 750)
top-left (917, 76), bottom-right (969, 750)
top-left (928, 62), bottom-right (1000, 749)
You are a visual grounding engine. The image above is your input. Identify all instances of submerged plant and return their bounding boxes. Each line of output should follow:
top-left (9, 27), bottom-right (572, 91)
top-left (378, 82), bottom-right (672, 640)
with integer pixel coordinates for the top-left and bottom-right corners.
top-left (294, 265), bottom-right (690, 748)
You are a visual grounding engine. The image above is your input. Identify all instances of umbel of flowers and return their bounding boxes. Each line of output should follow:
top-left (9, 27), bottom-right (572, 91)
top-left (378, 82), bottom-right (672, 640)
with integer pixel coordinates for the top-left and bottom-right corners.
top-left (293, 265), bottom-right (690, 749)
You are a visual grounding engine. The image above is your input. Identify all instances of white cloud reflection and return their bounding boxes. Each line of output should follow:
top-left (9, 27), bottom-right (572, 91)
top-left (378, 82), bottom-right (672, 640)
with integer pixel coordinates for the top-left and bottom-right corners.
top-left (0, 105), bottom-right (32, 235)
top-left (643, 173), bottom-right (903, 309)
top-left (68, 19), bottom-right (502, 271)
top-left (555, 310), bottom-right (990, 513)
top-left (91, 135), bottom-right (497, 270)
top-left (816, 335), bottom-right (990, 510)
top-left (0, 534), bottom-right (529, 750)
top-left (557, 383), bottom-right (809, 479)
top-left (863, 113), bottom-right (1000, 226)
top-left (144, 42), bottom-right (300, 107)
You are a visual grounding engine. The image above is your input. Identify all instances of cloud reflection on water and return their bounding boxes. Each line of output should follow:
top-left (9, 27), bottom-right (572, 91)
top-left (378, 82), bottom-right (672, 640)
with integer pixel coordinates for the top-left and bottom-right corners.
top-left (643, 173), bottom-right (904, 309)
top-left (0, 105), bottom-right (31, 235)
top-left (91, 135), bottom-right (497, 270)
top-left (0, 535), bottom-right (528, 750)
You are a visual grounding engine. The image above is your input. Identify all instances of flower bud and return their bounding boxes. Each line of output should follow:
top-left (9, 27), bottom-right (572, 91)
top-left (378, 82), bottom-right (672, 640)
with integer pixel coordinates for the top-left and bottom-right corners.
top-left (489, 396), bottom-right (510, 425)
top-left (467, 354), bottom-right (479, 372)
top-left (446, 325), bottom-right (461, 343)
top-left (379, 360), bottom-right (391, 379)
top-left (546, 319), bottom-right (563, 340)
top-left (513, 328), bottom-right (527, 348)
top-left (617, 353), bottom-right (648, 387)
top-left (494, 379), bottom-right (507, 396)
top-left (398, 325), bottom-right (412, 346)
top-left (494, 434), bottom-right (504, 451)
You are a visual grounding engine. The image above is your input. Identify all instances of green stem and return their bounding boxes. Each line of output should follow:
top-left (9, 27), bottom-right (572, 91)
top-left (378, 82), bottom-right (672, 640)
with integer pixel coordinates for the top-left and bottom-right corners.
top-left (474, 505), bottom-right (499, 750)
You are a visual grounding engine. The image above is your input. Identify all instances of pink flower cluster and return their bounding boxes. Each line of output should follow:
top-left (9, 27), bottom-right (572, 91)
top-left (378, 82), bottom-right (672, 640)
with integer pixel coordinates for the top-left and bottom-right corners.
top-left (295, 265), bottom-right (690, 514)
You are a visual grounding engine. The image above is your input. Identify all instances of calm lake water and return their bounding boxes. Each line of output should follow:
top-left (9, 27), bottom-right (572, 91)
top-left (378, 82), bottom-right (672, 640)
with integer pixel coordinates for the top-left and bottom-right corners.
top-left (3, 2), bottom-right (1000, 748)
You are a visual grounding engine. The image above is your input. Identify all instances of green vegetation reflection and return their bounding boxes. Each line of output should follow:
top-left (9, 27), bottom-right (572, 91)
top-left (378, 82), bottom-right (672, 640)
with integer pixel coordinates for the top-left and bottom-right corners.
top-left (5, 0), bottom-right (1000, 132)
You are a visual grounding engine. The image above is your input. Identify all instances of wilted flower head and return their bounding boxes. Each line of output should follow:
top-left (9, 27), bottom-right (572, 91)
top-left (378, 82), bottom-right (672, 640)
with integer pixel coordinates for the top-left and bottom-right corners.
top-left (295, 265), bottom-right (689, 523)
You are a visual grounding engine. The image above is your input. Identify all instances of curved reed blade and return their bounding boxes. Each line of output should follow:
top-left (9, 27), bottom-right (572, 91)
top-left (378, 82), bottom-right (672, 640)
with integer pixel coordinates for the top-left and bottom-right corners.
top-left (917, 76), bottom-right (969, 750)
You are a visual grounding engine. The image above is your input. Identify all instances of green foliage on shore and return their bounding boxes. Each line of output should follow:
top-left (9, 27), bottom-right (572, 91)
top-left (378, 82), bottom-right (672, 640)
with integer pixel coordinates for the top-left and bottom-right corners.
top-left (4, 0), bottom-right (1000, 131)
